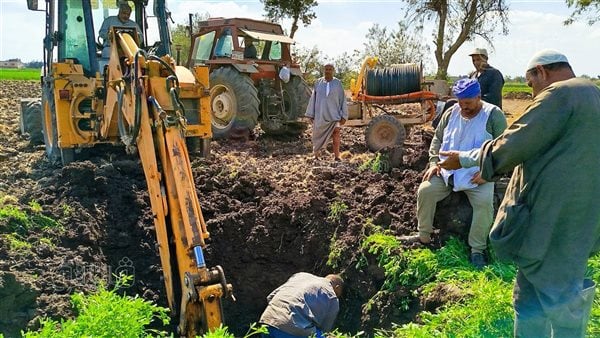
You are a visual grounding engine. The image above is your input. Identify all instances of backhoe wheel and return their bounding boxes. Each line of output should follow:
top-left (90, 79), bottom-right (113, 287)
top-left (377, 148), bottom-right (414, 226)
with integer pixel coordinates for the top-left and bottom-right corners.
top-left (186, 137), bottom-right (211, 159)
top-left (365, 115), bottom-right (406, 152)
top-left (209, 67), bottom-right (259, 139)
top-left (20, 98), bottom-right (44, 144)
top-left (42, 96), bottom-right (60, 164)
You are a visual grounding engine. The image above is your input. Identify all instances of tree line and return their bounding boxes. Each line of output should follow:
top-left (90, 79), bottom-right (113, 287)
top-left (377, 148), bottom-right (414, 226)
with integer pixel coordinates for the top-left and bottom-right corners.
top-left (170, 0), bottom-right (598, 82)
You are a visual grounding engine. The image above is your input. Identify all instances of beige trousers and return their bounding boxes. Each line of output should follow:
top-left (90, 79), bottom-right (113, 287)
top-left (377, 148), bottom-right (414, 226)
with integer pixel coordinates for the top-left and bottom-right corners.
top-left (416, 175), bottom-right (494, 253)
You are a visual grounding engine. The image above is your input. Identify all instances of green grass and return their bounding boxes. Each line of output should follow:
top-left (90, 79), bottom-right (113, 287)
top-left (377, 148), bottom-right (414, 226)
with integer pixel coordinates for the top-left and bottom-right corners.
top-left (358, 228), bottom-right (600, 337)
top-left (503, 82), bottom-right (531, 95)
top-left (201, 323), bottom-right (268, 338)
top-left (0, 68), bottom-right (40, 80)
top-left (22, 275), bottom-right (170, 337)
top-left (361, 229), bottom-right (516, 337)
top-left (0, 203), bottom-right (62, 236)
top-left (2, 233), bottom-right (33, 252)
top-left (358, 153), bottom-right (388, 173)
top-left (328, 199), bottom-right (348, 222)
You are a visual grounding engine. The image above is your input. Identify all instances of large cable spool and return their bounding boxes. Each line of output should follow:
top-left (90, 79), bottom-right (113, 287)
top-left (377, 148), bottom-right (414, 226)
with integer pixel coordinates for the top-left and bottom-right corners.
top-left (365, 63), bottom-right (421, 96)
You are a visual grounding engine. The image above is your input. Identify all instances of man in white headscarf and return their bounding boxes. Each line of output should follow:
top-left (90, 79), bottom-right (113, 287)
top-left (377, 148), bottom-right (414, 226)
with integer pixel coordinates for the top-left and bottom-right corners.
top-left (305, 64), bottom-right (348, 161)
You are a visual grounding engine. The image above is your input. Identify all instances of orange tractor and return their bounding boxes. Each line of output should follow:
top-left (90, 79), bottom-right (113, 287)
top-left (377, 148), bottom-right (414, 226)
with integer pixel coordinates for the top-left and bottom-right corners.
top-left (186, 17), bottom-right (311, 138)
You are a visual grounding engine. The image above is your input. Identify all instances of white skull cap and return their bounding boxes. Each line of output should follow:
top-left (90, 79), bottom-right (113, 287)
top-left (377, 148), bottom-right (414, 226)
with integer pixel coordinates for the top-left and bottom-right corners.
top-left (526, 49), bottom-right (569, 72)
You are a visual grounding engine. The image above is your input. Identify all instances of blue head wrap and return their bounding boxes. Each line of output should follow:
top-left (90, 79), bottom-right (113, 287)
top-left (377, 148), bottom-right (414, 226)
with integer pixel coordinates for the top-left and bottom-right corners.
top-left (452, 78), bottom-right (481, 99)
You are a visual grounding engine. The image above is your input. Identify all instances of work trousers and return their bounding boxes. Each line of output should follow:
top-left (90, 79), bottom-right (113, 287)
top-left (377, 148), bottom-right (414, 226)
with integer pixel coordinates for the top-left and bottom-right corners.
top-left (416, 175), bottom-right (494, 253)
top-left (513, 270), bottom-right (595, 338)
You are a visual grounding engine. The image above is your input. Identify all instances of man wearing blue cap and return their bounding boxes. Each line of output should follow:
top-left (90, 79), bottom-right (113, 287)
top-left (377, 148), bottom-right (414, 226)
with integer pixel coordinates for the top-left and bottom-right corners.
top-left (402, 78), bottom-right (507, 269)
top-left (438, 49), bottom-right (600, 337)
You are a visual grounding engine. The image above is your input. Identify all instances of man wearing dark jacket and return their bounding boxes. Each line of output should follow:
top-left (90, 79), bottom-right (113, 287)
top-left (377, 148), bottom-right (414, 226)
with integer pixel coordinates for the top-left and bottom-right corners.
top-left (469, 48), bottom-right (504, 109)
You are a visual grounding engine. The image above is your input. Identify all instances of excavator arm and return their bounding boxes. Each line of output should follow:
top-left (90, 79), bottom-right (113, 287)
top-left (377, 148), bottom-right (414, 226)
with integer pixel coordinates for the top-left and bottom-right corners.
top-left (102, 26), bottom-right (232, 337)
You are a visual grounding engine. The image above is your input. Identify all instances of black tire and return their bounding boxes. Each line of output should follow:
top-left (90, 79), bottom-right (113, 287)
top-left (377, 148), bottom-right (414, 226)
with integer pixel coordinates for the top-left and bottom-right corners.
top-left (41, 95), bottom-right (61, 164)
top-left (284, 75), bottom-right (311, 120)
top-left (432, 99), bottom-right (457, 129)
top-left (186, 137), bottom-right (211, 159)
top-left (209, 67), bottom-right (259, 139)
top-left (60, 148), bottom-right (75, 165)
top-left (20, 99), bottom-right (43, 144)
top-left (42, 93), bottom-right (74, 165)
top-left (365, 115), bottom-right (406, 152)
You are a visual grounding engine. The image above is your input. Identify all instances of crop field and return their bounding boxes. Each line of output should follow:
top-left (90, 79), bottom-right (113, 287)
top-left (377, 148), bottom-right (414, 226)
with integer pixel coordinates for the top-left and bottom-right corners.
top-left (0, 68), bottom-right (40, 81)
top-left (503, 82), bottom-right (531, 95)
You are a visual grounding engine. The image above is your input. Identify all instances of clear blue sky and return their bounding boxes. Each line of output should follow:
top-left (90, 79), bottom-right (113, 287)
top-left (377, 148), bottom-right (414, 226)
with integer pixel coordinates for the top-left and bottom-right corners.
top-left (1, 0), bottom-right (598, 77)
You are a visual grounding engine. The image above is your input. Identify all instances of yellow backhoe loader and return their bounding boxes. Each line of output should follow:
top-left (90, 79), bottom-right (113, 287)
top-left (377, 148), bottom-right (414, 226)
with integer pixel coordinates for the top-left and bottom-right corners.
top-left (20, 0), bottom-right (231, 336)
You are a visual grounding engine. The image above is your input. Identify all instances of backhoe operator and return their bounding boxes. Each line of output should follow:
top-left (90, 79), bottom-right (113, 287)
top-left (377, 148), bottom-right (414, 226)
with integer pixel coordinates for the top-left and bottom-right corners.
top-left (98, 2), bottom-right (141, 68)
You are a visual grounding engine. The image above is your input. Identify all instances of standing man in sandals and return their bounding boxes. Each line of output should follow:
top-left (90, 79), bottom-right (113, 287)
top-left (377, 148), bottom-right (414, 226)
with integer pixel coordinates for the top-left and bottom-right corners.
top-left (305, 63), bottom-right (348, 162)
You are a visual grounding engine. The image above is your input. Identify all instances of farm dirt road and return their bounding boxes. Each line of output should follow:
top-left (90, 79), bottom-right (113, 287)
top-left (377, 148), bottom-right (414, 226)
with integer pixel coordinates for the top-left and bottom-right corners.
top-left (0, 80), bottom-right (531, 337)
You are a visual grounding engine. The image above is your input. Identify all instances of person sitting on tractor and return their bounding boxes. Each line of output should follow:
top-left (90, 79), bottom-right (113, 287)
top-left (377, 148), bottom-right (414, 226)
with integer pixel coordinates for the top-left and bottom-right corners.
top-left (244, 36), bottom-right (258, 59)
top-left (98, 2), bottom-right (141, 68)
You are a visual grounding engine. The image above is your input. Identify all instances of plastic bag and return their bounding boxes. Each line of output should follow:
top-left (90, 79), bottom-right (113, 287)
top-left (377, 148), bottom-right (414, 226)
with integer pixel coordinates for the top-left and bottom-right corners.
top-left (279, 66), bottom-right (291, 83)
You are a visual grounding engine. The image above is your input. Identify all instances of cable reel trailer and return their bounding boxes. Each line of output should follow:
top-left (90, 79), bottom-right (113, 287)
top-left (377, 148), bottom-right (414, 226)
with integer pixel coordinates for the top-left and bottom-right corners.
top-left (347, 57), bottom-right (448, 155)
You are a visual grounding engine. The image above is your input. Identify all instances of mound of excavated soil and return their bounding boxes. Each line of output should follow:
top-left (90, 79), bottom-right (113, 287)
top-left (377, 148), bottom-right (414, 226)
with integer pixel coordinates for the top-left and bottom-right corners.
top-left (0, 80), bottom-right (478, 337)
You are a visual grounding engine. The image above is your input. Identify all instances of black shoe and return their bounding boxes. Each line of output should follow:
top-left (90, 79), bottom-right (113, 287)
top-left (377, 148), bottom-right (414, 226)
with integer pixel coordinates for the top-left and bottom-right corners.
top-left (470, 252), bottom-right (487, 270)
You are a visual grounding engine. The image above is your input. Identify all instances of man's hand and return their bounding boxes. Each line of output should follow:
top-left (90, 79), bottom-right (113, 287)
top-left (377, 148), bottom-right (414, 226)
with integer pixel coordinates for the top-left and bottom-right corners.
top-left (438, 151), bottom-right (462, 170)
top-left (423, 165), bottom-right (441, 182)
top-left (339, 118), bottom-right (346, 126)
top-left (470, 171), bottom-right (487, 185)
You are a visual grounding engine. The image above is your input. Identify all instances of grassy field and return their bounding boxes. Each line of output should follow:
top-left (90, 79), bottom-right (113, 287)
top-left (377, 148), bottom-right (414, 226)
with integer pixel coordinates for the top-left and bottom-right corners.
top-left (503, 82), bottom-right (531, 95)
top-left (0, 68), bottom-right (40, 80)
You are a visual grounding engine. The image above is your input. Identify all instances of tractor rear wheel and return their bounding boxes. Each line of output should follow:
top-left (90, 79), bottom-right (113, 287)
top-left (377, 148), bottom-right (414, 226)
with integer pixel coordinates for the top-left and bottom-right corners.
top-left (209, 67), bottom-right (259, 139)
top-left (285, 75), bottom-right (311, 120)
top-left (365, 115), bottom-right (406, 152)
top-left (19, 99), bottom-right (43, 145)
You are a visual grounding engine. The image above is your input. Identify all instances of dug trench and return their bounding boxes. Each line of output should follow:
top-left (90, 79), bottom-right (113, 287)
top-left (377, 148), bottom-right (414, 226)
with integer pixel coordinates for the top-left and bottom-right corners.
top-left (0, 80), bottom-right (515, 337)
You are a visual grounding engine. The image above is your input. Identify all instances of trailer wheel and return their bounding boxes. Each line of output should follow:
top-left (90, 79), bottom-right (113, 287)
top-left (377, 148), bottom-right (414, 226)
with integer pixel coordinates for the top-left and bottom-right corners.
top-left (365, 115), bottom-right (406, 152)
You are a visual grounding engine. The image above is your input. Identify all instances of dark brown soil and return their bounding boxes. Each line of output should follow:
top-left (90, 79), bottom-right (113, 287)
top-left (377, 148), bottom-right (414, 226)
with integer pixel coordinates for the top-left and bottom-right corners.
top-left (0, 80), bottom-right (479, 337)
